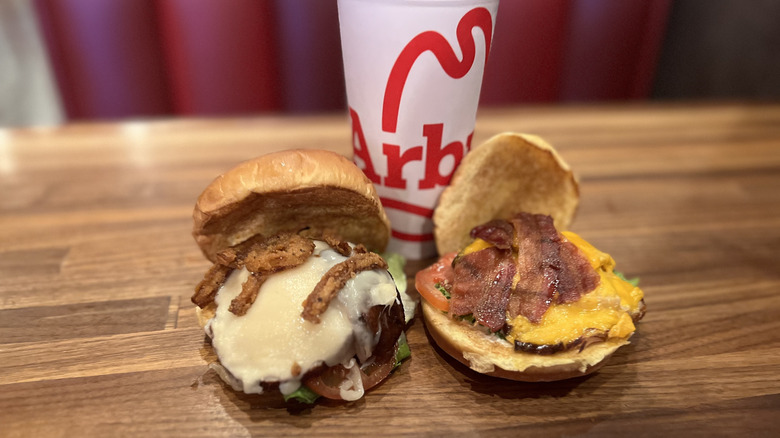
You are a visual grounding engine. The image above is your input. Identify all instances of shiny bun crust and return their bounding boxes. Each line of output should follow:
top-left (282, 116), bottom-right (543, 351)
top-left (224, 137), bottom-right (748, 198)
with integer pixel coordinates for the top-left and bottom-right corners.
top-left (422, 301), bottom-right (631, 382)
top-left (193, 149), bottom-right (391, 262)
top-left (434, 133), bottom-right (579, 255)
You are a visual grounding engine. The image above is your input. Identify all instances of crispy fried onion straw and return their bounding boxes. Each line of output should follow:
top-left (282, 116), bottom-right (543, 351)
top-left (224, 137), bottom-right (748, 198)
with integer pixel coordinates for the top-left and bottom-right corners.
top-left (192, 264), bottom-right (233, 308)
top-left (191, 232), bottom-right (315, 316)
top-left (227, 233), bottom-right (315, 316)
top-left (301, 251), bottom-right (388, 323)
top-left (192, 231), bottom-right (387, 320)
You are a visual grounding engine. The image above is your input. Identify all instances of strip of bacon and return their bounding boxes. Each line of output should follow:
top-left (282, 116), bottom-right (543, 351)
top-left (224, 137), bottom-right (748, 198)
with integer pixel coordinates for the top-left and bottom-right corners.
top-left (470, 219), bottom-right (514, 249)
top-left (508, 213), bottom-right (556, 323)
top-left (556, 238), bottom-right (601, 304)
top-left (508, 213), bottom-right (600, 323)
top-left (450, 246), bottom-right (515, 331)
top-left (301, 252), bottom-right (388, 323)
top-left (450, 213), bottom-right (600, 330)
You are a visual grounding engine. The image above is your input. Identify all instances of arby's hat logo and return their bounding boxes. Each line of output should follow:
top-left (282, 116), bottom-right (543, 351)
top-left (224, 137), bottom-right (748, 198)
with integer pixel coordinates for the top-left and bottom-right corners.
top-left (350, 7), bottom-right (493, 243)
top-left (381, 7), bottom-right (493, 135)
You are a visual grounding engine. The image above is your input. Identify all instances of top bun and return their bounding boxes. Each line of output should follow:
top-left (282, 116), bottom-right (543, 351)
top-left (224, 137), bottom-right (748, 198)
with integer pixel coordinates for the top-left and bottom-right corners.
top-left (433, 133), bottom-right (579, 255)
top-left (193, 149), bottom-right (391, 262)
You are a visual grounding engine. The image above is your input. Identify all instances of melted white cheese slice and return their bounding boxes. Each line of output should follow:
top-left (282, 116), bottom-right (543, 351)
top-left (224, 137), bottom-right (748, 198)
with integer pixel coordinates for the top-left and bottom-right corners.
top-left (208, 241), bottom-right (399, 396)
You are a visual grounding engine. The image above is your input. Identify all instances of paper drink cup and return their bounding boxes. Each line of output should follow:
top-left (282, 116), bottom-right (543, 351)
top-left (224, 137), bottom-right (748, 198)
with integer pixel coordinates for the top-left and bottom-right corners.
top-left (338, 0), bottom-right (499, 259)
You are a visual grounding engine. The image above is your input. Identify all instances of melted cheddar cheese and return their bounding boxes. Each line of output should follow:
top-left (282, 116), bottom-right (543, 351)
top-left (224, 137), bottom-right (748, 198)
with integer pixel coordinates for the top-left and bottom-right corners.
top-left (460, 232), bottom-right (644, 347)
top-left (461, 238), bottom-right (494, 256)
top-left (508, 231), bottom-right (643, 346)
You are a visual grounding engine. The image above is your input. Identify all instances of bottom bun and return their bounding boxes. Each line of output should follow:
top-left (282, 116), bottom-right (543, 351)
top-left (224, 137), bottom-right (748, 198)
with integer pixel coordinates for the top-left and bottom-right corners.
top-left (422, 301), bottom-right (630, 382)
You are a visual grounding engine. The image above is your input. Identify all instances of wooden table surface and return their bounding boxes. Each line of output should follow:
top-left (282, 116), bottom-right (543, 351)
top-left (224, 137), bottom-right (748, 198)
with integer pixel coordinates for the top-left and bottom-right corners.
top-left (1, 103), bottom-right (779, 437)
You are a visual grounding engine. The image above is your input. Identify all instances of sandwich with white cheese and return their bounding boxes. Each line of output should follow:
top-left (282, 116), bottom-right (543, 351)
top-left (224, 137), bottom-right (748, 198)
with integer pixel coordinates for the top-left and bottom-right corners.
top-left (191, 149), bottom-right (410, 402)
top-left (416, 133), bottom-right (645, 381)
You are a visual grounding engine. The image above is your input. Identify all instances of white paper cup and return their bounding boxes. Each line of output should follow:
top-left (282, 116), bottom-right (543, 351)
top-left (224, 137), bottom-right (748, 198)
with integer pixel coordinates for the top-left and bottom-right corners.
top-left (338, 0), bottom-right (499, 259)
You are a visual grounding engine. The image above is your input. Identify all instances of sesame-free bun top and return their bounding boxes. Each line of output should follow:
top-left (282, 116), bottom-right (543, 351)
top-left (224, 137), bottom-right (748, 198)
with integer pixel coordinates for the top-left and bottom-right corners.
top-left (433, 133), bottom-right (579, 255)
top-left (193, 149), bottom-right (391, 262)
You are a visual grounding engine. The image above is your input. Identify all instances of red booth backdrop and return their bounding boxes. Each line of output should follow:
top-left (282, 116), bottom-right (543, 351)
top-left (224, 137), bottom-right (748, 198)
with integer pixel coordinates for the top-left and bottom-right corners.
top-left (33, 0), bottom-right (671, 121)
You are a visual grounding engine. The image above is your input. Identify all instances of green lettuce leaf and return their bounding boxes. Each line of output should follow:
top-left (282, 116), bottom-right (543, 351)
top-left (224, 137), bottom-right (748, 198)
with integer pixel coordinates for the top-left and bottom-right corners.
top-left (395, 332), bottom-right (411, 368)
top-left (434, 282), bottom-right (451, 299)
top-left (382, 252), bottom-right (407, 294)
top-left (383, 252), bottom-right (418, 323)
top-left (458, 313), bottom-right (476, 324)
top-left (283, 384), bottom-right (320, 404)
top-left (614, 270), bottom-right (640, 287)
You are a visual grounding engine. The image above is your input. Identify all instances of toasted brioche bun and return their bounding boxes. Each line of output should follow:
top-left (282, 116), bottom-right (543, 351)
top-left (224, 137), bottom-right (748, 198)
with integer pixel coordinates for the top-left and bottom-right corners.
top-left (425, 133), bottom-right (633, 381)
top-left (433, 133), bottom-right (579, 255)
top-left (422, 301), bottom-right (630, 382)
top-left (193, 149), bottom-right (391, 262)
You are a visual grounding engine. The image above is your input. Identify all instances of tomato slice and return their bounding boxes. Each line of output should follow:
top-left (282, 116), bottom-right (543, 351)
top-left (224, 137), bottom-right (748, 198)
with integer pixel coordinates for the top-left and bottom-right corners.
top-left (303, 364), bottom-right (351, 400)
top-left (414, 252), bottom-right (457, 312)
top-left (303, 342), bottom-right (399, 400)
top-left (304, 299), bottom-right (404, 401)
top-left (359, 353), bottom-right (397, 390)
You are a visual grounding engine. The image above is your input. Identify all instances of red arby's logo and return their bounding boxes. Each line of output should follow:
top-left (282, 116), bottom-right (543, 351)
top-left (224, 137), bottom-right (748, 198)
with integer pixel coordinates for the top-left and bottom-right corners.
top-left (381, 7), bottom-right (493, 134)
top-left (350, 7), bottom-right (493, 242)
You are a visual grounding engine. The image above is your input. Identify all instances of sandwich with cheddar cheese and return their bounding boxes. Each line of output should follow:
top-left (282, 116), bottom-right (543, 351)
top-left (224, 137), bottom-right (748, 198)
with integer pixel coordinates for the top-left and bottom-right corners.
top-left (191, 149), bottom-right (410, 402)
top-left (416, 133), bottom-right (645, 381)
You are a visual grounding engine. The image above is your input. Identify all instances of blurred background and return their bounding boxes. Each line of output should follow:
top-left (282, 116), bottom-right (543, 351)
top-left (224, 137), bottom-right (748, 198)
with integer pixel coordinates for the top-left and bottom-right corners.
top-left (1, 0), bottom-right (778, 127)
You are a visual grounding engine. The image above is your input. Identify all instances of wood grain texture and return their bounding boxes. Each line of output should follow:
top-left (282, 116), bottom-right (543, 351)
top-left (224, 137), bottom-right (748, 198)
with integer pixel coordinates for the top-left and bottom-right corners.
top-left (1, 103), bottom-right (779, 436)
top-left (0, 296), bottom-right (171, 343)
